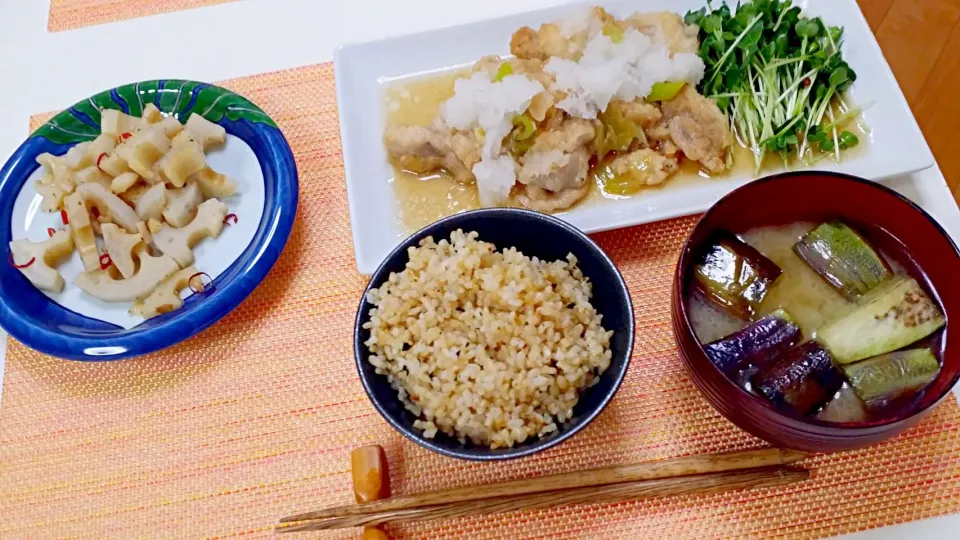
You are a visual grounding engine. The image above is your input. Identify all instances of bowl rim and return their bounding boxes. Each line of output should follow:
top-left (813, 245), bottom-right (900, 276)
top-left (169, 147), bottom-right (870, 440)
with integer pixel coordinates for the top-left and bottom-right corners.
top-left (353, 207), bottom-right (635, 461)
top-left (674, 170), bottom-right (960, 434)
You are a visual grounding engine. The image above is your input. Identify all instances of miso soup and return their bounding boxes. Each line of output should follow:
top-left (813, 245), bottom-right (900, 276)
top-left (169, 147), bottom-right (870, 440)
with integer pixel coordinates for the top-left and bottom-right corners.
top-left (687, 220), bottom-right (946, 425)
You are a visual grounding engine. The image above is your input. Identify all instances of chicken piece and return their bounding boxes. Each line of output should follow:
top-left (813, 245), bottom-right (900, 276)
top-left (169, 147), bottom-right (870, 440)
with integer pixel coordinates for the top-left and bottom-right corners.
top-left (626, 12), bottom-right (700, 55)
top-left (513, 116), bottom-right (595, 211)
top-left (541, 106), bottom-right (568, 131)
top-left (511, 25), bottom-right (572, 61)
top-left (510, 7), bottom-right (614, 61)
top-left (514, 59), bottom-right (556, 90)
top-left (529, 117), bottom-right (595, 154)
top-left (645, 121), bottom-right (680, 158)
top-left (472, 56), bottom-right (555, 89)
top-left (383, 123), bottom-right (481, 183)
top-left (659, 86), bottom-right (732, 173)
top-left (519, 148), bottom-right (590, 193)
top-left (384, 126), bottom-right (445, 174)
top-left (660, 139), bottom-right (681, 159)
top-left (472, 55), bottom-right (502, 75)
top-left (448, 130), bottom-right (482, 176)
top-left (614, 98), bottom-right (663, 129)
top-left (528, 92), bottom-right (556, 123)
top-left (516, 183), bottom-right (589, 213)
top-left (609, 148), bottom-right (679, 187)
top-left (669, 115), bottom-right (729, 172)
top-left (517, 118), bottom-right (595, 193)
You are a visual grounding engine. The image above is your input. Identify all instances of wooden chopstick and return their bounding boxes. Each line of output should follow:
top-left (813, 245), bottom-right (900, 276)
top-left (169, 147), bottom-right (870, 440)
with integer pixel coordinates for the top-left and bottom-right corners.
top-left (280, 447), bottom-right (805, 524)
top-left (279, 466), bottom-right (809, 532)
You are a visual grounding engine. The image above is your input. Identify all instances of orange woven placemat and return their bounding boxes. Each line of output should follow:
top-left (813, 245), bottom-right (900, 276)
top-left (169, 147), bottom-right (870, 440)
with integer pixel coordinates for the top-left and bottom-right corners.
top-left (48, 0), bottom-right (236, 32)
top-left (2, 63), bottom-right (960, 539)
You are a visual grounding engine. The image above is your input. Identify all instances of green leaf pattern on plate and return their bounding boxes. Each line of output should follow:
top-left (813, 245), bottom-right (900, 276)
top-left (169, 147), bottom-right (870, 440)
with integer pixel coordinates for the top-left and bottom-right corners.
top-left (32, 79), bottom-right (276, 146)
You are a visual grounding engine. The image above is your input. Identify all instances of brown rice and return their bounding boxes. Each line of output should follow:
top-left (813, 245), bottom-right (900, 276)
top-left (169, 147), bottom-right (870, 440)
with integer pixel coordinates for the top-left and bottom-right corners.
top-left (363, 230), bottom-right (613, 449)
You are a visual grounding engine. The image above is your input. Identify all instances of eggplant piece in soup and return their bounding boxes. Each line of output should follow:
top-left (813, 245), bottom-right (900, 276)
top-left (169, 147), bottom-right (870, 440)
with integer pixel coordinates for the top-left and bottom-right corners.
top-left (693, 232), bottom-right (782, 320)
top-left (703, 309), bottom-right (801, 376)
top-left (843, 349), bottom-right (940, 408)
top-left (754, 341), bottom-right (845, 415)
top-left (817, 277), bottom-right (944, 365)
top-left (794, 221), bottom-right (891, 300)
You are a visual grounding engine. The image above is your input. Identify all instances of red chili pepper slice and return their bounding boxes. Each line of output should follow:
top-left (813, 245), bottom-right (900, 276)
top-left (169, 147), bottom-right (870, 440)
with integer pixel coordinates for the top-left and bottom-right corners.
top-left (188, 272), bottom-right (213, 295)
top-left (47, 228), bottom-right (56, 237)
top-left (60, 209), bottom-right (69, 225)
top-left (223, 214), bottom-right (238, 225)
top-left (96, 152), bottom-right (109, 173)
top-left (9, 254), bottom-right (35, 269)
top-left (99, 253), bottom-right (112, 270)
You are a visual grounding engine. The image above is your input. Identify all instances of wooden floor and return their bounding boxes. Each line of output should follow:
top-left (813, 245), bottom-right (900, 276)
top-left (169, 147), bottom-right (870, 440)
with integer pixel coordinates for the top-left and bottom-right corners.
top-left (859, 0), bottom-right (960, 203)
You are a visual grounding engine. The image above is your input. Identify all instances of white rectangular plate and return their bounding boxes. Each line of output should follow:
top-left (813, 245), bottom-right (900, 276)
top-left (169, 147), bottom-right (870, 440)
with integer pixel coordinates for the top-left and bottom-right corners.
top-left (335, 0), bottom-right (934, 275)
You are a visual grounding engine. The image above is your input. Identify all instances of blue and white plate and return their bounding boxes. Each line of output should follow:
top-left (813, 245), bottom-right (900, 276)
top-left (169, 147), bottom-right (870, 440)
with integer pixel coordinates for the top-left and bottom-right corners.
top-left (0, 80), bottom-right (298, 361)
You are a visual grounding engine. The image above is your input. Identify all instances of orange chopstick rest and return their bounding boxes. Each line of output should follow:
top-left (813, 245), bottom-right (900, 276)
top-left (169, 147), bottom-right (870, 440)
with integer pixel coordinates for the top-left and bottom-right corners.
top-left (361, 527), bottom-right (391, 540)
top-left (352, 445), bottom-right (392, 540)
top-left (351, 445), bottom-right (390, 503)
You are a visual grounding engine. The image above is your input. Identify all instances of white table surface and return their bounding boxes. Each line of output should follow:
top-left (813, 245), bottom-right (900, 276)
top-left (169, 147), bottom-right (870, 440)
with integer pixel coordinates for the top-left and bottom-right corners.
top-left (0, 0), bottom-right (957, 537)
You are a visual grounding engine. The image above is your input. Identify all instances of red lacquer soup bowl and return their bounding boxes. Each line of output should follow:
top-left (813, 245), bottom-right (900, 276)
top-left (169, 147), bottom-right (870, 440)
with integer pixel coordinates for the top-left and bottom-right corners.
top-left (672, 171), bottom-right (960, 452)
